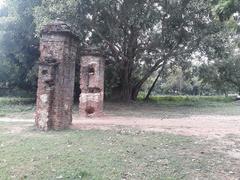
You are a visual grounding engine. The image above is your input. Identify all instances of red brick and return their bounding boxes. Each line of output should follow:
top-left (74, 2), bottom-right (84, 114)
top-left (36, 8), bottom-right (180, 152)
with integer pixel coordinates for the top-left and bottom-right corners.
top-left (35, 20), bottom-right (79, 131)
top-left (79, 49), bottom-right (105, 117)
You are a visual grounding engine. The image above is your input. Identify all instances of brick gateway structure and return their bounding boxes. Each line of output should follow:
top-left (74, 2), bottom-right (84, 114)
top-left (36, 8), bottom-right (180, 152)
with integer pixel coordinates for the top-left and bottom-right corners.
top-left (35, 20), bottom-right (105, 131)
top-left (79, 49), bottom-right (105, 117)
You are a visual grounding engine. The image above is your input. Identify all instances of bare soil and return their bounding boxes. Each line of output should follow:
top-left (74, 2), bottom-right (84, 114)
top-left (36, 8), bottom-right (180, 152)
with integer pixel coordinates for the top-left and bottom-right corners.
top-left (72, 114), bottom-right (240, 139)
top-left (2, 114), bottom-right (240, 139)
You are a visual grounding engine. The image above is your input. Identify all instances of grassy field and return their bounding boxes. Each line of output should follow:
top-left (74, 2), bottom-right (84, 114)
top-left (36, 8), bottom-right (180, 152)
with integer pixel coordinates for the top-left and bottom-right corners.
top-left (0, 123), bottom-right (240, 179)
top-left (106, 96), bottom-right (240, 118)
top-left (0, 96), bottom-right (240, 179)
top-left (0, 96), bottom-right (239, 119)
top-left (0, 97), bottom-right (35, 118)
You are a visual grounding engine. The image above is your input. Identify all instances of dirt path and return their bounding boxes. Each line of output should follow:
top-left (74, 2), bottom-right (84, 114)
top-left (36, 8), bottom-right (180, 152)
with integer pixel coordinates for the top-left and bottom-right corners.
top-left (1, 114), bottom-right (240, 138)
top-left (72, 115), bottom-right (240, 138)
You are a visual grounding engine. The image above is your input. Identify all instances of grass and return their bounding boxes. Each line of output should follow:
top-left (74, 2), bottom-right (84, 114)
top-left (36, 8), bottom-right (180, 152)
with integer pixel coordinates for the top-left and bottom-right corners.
top-left (138, 95), bottom-right (235, 106)
top-left (0, 96), bottom-right (239, 119)
top-left (0, 97), bottom-right (35, 118)
top-left (106, 96), bottom-right (240, 118)
top-left (0, 97), bottom-right (34, 105)
top-left (0, 124), bottom-right (239, 179)
top-left (0, 96), bottom-right (240, 179)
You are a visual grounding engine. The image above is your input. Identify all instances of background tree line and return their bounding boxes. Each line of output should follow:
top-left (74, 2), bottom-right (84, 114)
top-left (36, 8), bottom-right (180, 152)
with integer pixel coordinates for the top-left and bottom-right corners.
top-left (0, 0), bottom-right (239, 101)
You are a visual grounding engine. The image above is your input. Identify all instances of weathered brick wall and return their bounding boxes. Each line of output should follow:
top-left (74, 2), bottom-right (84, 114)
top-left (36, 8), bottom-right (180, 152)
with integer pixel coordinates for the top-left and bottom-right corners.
top-left (79, 49), bottom-right (105, 117)
top-left (35, 20), bottom-right (79, 131)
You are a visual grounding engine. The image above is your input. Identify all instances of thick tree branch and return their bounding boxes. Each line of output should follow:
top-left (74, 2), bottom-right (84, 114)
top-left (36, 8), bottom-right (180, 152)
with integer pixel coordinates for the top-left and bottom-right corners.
top-left (144, 60), bottom-right (167, 100)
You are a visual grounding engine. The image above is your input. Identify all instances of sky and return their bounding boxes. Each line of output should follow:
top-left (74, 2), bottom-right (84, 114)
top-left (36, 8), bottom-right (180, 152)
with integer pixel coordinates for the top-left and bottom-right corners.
top-left (0, 0), bottom-right (6, 8)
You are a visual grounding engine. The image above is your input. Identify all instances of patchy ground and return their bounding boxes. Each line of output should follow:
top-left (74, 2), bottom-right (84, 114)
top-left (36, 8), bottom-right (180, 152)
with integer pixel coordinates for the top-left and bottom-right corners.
top-left (1, 122), bottom-right (240, 179)
top-left (72, 114), bottom-right (240, 139)
top-left (2, 100), bottom-right (240, 139)
top-left (0, 98), bottom-right (240, 179)
top-left (72, 101), bottom-right (240, 138)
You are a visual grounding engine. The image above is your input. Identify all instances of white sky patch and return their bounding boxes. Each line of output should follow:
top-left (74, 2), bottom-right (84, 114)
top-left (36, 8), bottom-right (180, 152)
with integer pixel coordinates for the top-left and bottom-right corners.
top-left (191, 51), bottom-right (208, 66)
top-left (0, 0), bottom-right (6, 8)
top-left (233, 12), bottom-right (240, 25)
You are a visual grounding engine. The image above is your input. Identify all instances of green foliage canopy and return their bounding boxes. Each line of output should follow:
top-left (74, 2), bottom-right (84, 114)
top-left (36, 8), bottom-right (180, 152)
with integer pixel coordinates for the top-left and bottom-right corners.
top-left (0, 0), bottom-right (40, 91)
top-left (34, 0), bottom-right (228, 100)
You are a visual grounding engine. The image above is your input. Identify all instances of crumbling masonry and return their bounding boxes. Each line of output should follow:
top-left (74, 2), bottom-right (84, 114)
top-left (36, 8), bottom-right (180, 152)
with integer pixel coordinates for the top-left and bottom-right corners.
top-left (79, 49), bottom-right (105, 117)
top-left (35, 20), bottom-right (105, 131)
top-left (35, 20), bottom-right (79, 131)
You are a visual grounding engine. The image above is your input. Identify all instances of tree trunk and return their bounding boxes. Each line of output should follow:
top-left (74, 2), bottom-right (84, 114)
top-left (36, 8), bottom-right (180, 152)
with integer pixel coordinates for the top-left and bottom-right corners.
top-left (131, 86), bottom-right (141, 101)
top-left (144, 73), bottom-right (161, 101)
top-left (144, 61), bottom-right (167, 101)
top-left (121, 83), bottom-right (132, 102)
top-left (119, 60), bottom-right (133, 102)
top-left (131, 59), bottom-right (168, 101)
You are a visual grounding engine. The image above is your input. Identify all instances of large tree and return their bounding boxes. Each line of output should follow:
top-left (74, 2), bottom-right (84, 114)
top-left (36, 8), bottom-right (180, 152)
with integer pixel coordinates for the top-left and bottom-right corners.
top-left (199, 0), bottom-right (240, 95)
top-left (199, 54), bottom-right (240, 95)
top-left (34, 0), bottom-right (226, 101)
top-left (214, 0), bottom-right (240, 21)
top-left (0, 0), bottom-right (40, 92)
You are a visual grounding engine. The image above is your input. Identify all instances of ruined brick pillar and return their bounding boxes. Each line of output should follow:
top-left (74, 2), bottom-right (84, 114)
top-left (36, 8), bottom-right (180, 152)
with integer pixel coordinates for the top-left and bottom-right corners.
top-left (79, 48), bottom-right (105, 117)
top-left (35, 20), bottom-right (79, 131)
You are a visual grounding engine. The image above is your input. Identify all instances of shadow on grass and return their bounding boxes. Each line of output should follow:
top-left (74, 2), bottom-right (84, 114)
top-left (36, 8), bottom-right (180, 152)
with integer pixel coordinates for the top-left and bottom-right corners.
top-left (104, 96), bottom-right (240, 119)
